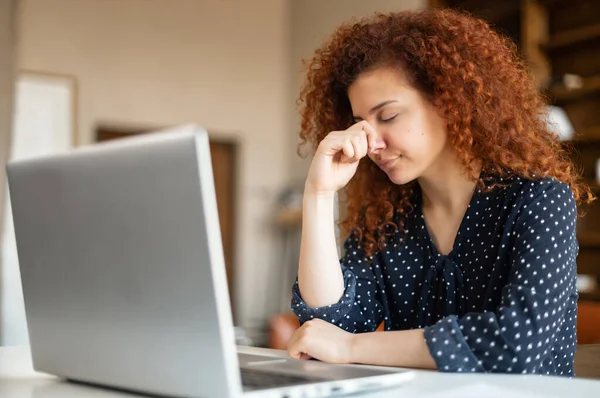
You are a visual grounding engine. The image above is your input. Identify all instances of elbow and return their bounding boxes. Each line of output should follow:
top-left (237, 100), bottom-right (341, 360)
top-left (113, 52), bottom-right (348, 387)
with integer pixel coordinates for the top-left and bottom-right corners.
top-left (483, 347), bottom-right (544, 374)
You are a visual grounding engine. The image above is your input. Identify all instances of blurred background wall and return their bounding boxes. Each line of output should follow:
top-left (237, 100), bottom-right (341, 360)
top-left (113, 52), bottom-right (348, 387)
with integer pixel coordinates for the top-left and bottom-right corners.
top-left (1, 0), bottom-right (425, 346)
top-left (5, 0), bottom-right (600, 350)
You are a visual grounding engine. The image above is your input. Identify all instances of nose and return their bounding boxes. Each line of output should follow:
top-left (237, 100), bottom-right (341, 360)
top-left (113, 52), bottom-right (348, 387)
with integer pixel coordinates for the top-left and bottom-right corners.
top-left (370, 135), bottom-right (386, 154)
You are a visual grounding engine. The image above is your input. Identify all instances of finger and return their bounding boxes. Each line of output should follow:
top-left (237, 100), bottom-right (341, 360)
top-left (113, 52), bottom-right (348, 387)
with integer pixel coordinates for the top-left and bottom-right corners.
top-left (339, 153), bottom-right (353, 163)
top-left (349, 137), bottom-right (363, 162)
top-left (358, 121), bottom-right (378, 153)
top-left (287, 333), bottom-right (307, 360)
top-left (321, 132), bottom-right (356, 158)
top-left (340, 129), bottom-right (365, 157)
top-left (340, 139), bottom-right (355, 162)
top-left (352, 133), bottom-right (368, 160)
top-left (299, 353), bottom-right (313, 360)
top-left (287, 325), bottom-right (308, 358)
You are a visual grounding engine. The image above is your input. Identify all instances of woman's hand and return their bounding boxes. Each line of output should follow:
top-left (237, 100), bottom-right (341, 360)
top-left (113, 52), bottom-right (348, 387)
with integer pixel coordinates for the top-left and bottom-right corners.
top-left (287, 319), bottom-right (356, 364)
top-left (304, 121), bottom-right (379, 195)
top-left (288, 320), bottom-right (437, 369)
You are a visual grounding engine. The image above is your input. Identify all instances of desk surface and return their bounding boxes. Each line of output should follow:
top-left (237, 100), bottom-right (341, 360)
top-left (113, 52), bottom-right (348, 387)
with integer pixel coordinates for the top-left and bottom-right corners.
top-left (1, 345), bottom-right (599, 398)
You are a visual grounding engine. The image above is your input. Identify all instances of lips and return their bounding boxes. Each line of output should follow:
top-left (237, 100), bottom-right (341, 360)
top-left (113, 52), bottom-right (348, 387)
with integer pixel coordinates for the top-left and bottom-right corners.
top-left (377, 157), bottom-right (399, 170)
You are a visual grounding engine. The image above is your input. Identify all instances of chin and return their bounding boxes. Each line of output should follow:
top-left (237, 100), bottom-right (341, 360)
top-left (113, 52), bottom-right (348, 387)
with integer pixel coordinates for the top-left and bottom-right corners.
top-left (386, 171), bottom-right (417, 186)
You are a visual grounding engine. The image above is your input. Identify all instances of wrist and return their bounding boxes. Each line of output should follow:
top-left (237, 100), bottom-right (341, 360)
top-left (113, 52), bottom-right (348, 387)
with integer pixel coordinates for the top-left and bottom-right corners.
top-left (346, 332), bottom-right (361, 364)
top-left (303, 188), bottom-right (336, 210)
top-left (303, 186), bottom-right (336, 201)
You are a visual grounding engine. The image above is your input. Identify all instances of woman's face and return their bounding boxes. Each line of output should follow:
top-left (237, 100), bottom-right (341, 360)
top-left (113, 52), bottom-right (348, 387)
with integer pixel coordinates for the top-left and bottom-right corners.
top-left (348, 66), bottom-right (450, 185)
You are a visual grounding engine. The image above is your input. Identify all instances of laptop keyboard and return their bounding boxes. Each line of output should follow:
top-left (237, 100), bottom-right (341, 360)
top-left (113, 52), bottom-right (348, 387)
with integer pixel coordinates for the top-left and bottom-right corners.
top-left (240, 368), bottom-right (325, 389)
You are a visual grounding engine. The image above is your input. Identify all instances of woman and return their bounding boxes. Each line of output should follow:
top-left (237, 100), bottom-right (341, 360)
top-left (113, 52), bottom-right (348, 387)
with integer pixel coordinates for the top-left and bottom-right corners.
top-left (287, 9), bottom-right (594, 376)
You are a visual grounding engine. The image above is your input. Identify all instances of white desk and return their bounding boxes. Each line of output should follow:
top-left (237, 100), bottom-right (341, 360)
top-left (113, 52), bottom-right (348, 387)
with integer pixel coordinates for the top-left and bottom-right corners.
top-left (1, 345), bottom-right (599, 397)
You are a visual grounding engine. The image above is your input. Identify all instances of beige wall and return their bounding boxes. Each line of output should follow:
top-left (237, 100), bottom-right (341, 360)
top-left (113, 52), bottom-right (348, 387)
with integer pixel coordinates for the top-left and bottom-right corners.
top-left (16, 0), bottom-right (291, 340)
top-left (289, 0), bottom-right (426, 181)
top-left (11, 0), bottom-right (425, 344)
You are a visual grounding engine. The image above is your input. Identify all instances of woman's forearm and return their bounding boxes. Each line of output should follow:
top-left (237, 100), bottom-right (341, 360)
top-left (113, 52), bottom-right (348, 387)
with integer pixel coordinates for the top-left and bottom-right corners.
top-left (297, 190), bottom-right (345, 308)
top-left (349, 329), bottom-right (437, 369)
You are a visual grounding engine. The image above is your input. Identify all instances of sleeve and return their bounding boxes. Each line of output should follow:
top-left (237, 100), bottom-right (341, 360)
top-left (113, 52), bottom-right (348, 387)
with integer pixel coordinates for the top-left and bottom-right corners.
top-left (423, 180), bottom-right (578, 374)
top-left (290, 234), bottom-right (385, 333)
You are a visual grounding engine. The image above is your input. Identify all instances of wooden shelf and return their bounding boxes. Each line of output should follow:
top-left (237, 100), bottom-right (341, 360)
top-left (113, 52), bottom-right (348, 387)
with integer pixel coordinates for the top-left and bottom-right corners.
top-left (538, 0), bottom-right (590, 9)
top-left (584, 181), bottom-right (600, 193)
top-left (581, 127), bottom-right (600, 142)
top-left (535, 0), bottom-right (585, 12)
top-left (546, 23), bottom-right (600, 50)
top-left (568, 131), bottom-right (600, 146)
top-left (449, 0), bottom-right (520, 22)
top-left (537, 0), bottom-right (567, 6)
top-left (551, 74), bottom-right (600, 102)
top-left (580, 289), bottom-right (600, 302)
top-left (578, 232), bottom-right (600, 248)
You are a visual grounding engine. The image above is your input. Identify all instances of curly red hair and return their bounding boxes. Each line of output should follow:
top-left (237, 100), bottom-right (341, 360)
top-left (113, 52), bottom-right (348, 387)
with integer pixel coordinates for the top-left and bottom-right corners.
top-left (297, 9), bottom-right (594, 257)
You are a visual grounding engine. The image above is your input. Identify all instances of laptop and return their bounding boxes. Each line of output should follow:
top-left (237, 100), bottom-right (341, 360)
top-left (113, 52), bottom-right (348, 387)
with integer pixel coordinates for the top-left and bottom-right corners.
top-left (6, 125), bottom-right (414, 398)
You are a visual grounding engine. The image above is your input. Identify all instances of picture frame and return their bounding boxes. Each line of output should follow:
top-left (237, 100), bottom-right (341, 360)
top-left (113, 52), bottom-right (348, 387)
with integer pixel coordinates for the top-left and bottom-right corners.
top-left (1, 70), bottom-right (78, 345)
top-left (12, 70), bottom-right (79, 153)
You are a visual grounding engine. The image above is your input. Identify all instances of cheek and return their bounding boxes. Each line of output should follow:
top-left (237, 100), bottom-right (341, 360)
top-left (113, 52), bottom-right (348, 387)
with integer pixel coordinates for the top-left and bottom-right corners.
top-left (393, 123), bottom-right (445, 164)
top-left (424, 107), bottom-right (448, 142)
top-left (381, 113), bottom-right (446, 156)
top-left (391, 119), bottom-right (430, 153)
top-left (382, 117), bottom-right (417, 148)
top-left (412, 114), bottom-right (446, 151)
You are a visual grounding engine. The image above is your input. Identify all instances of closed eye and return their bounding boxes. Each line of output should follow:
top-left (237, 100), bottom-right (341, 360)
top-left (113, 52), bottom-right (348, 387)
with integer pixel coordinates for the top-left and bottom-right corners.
top-left (379, 115), bottom-right (398, 123)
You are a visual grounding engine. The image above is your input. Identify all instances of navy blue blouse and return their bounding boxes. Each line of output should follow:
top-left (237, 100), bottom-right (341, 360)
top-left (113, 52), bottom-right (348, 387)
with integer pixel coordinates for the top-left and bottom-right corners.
top-left (292, 176), bottom-right (578, 376)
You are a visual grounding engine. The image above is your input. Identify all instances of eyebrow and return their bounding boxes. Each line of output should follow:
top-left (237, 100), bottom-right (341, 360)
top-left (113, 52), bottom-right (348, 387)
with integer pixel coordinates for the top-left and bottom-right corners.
top-left (353, 100), bottom-right (398, 120)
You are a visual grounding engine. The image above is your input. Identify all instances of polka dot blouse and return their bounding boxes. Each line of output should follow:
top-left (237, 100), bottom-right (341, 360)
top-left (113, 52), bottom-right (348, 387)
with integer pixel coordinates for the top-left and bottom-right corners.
top-left (292, 176), bottom-right (578, 376)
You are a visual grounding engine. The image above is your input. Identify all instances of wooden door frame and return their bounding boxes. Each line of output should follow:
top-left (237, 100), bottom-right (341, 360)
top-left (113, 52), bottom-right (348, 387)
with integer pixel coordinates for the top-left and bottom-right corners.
top-left (95, 124), bottom-right (239, 318)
